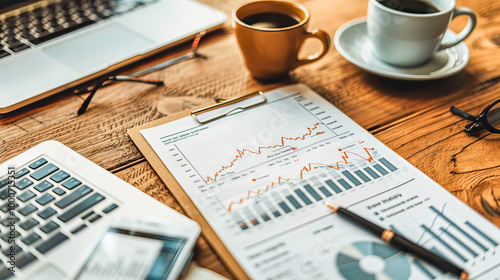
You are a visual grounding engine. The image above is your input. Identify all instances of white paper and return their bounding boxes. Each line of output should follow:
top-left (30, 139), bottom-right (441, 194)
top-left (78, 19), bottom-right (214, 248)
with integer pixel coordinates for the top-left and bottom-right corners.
top-left (141, 84), bottom-right (500, 280)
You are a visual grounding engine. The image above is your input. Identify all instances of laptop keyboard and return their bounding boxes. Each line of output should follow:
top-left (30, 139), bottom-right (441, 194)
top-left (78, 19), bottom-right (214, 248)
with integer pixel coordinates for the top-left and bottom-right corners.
top-left (0, 156), bottom-right (118, 278)
top-left (0, 0), bottom-right (159, 58)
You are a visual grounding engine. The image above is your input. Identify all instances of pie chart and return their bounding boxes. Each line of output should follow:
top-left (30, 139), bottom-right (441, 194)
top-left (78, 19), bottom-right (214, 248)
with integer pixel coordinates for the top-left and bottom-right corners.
top-left (335, 241), bottom-right (411, 280)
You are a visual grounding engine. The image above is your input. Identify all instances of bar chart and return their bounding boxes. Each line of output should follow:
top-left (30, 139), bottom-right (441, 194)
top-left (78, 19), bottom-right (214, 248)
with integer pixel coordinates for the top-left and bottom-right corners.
top-left (388, 203), bottom-right (500, 279)
top-left (226, 156), bottom-right (399, 231)
top-left (422, 205), bottom-right (498, 259)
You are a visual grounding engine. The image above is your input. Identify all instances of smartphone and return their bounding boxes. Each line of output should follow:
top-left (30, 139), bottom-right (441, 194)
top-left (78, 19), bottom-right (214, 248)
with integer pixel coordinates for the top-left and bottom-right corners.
top-left (74, 216), bottom-right (200, 280)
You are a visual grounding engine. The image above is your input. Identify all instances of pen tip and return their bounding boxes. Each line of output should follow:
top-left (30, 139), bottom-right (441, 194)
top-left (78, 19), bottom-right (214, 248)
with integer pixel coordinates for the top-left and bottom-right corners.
top-left (324, 202), bottom-right (340, 212)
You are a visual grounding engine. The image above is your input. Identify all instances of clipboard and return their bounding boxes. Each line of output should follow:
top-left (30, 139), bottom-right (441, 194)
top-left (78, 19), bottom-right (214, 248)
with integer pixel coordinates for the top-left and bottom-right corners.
top-left (128, 91), bottom-right (267, 280)
top-left (129, 84), bottom-right (500, 280)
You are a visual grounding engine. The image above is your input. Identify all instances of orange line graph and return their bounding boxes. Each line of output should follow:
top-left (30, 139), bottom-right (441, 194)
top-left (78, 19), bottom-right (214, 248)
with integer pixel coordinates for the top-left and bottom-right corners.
top-left (204, 122), bottom-right (326, 182)
top-left (227, 147), bottom-right (375, 211)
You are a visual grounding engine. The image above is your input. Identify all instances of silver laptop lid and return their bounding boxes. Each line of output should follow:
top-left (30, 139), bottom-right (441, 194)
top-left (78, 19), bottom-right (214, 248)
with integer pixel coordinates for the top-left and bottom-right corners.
top-left (0, 0), bottom-right (227, 113)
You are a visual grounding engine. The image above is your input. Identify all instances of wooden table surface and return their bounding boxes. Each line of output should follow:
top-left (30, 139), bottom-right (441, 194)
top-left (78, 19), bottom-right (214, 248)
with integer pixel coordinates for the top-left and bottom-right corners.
top-left (1, 0), bottom-right (499, 278)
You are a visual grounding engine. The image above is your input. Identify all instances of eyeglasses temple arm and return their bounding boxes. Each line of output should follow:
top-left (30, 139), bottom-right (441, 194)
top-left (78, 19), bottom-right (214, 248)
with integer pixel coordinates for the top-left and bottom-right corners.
top-left (76, 31), bottom-right (206, 115)
top-left (128, 31), bottom-right (207, 78)
top-left (77, 79), bottom-right (106, 115)
top-left (113, 76), bottom-right (164, 86)
top-left (450, 106), bottom-right (477, 121)
top-left (77, 77), bottom-right (164, 115)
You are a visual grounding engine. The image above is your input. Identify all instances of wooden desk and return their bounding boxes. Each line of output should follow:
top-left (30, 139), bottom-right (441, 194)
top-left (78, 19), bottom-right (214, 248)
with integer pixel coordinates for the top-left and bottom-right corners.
top-left (1, 0), bottom-right (499, 278)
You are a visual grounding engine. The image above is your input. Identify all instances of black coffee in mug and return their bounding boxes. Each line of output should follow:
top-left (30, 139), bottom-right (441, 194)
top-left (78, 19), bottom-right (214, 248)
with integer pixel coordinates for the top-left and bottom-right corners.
top-left (242, 12), bottom-right (300, 29)
top-left (378, 0), bottom-right (441, 14)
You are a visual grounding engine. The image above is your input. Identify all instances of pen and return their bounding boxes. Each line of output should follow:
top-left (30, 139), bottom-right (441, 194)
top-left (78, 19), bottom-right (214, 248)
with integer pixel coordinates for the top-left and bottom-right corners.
top-left (324, 202), bottom-right (469, 280)
top-left (128, 31), bottom-right (207, 78)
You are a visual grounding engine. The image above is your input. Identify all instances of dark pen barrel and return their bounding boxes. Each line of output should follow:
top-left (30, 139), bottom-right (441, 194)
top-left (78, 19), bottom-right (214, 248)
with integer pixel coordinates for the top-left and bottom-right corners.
top-left (390, 235), bottom-right (465, 278)
top-left (337, 207), bottom-right (384, 236)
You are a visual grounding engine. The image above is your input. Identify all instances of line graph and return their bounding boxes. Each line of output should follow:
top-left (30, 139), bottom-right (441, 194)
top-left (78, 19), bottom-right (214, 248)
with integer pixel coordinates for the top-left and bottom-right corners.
top-left (163, 90), bottom-right (353, 192)
top-left (227, 147), bottom-right (375, 211)
top-left (205, 122), bottom-right (327, 182)
top-left (159, 91), bottom-right (400, 218)
top-left (222, 149), bottom-right (400, 229)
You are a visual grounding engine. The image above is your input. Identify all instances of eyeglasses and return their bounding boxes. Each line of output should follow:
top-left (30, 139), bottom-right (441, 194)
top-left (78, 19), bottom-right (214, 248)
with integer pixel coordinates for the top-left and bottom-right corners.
top-left (76, 31), bottom-right (207, 115)
top-left (450, 99), bottom-right (500, 134)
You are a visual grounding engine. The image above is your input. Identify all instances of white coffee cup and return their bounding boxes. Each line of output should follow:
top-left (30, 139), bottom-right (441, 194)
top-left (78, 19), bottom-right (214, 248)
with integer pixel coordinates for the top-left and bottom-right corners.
top-left (367, 0), bottom-right (476, 66)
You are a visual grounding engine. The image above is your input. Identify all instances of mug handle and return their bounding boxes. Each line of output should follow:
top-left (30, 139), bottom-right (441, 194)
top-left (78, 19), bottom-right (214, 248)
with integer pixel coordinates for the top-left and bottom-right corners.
top-left (294, 29), bottom-right (331, 67)
top-left (438, 7), bottom-right (476, 50)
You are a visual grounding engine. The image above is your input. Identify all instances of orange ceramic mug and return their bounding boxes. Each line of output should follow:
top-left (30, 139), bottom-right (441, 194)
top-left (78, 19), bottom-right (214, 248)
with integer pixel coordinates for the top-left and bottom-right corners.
top-left (232, 0), bottom-right (331, 80)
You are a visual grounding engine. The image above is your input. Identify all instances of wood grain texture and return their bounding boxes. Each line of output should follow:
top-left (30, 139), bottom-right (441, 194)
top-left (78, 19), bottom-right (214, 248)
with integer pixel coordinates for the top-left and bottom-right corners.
top-left (1, 0), bottom-right (500, 278)
top-left (374, 77), bottom-right (500, 226)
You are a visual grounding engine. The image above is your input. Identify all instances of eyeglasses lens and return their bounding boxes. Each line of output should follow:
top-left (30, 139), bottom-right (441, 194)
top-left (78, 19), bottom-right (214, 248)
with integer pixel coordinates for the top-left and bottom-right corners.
top-left (486, 102), bottom-right (500, 129)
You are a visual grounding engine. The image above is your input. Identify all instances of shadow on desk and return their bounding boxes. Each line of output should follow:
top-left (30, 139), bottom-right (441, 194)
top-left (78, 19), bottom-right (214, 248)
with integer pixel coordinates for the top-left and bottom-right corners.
top-left (361, 71), bottom-right (477, 101)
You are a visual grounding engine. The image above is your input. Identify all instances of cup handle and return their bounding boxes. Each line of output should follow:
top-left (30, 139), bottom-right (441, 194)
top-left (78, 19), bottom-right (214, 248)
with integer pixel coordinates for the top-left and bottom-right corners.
top-left (437, 7), bottom-right (476, 51)
top-left (294, 29), bottom-right (331, 67)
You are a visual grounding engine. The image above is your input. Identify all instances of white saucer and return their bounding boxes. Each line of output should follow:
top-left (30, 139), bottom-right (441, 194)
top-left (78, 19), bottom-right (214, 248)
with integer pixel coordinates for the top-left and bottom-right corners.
top-left (333, 18), bottom-right (470, 81)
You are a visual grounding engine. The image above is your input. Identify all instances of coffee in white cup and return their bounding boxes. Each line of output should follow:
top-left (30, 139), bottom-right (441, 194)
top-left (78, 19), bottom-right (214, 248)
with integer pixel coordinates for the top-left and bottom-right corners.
top-left (367, 0), bottom-right (476, 66)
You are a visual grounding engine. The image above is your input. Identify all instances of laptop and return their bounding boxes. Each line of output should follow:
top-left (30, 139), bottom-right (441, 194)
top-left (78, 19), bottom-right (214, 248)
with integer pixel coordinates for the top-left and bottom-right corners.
top-left (0, 0), bottom-right (227, 114)
top-left (0, 140), bottom-right (199, 279)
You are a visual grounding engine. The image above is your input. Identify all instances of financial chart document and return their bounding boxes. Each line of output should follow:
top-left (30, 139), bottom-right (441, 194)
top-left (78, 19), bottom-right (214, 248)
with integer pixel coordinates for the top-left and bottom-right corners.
top-left (141, 84), bottom-right (500, 280)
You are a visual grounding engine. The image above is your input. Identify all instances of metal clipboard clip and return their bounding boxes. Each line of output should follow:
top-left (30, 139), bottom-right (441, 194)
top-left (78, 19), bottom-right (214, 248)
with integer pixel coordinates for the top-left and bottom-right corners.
top-left (191, 91), bottom-right (267, 124)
